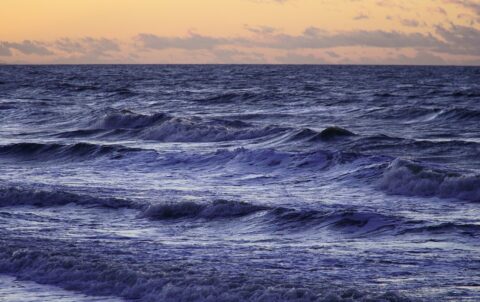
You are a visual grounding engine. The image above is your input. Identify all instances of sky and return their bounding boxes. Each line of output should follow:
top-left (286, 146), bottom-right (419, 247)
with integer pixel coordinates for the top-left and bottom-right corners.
top-left (1, 0), bottom-right (479, 65)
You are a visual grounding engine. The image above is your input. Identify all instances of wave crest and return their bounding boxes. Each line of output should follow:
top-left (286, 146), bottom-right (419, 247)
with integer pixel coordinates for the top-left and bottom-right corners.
top-left (0, 186), bottom-right (135, 208)
top-left (379, 158), bottom-right (480, 202)
top-left (80, 110), bottom-right (288, 142)
top-left (0, 142), bottom-right (140, 161)
top-left (141, 200), bottom-right (268, 220)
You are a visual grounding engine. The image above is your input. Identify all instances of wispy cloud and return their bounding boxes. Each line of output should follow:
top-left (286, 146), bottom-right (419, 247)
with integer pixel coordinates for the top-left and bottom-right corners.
top-left (353, 13), bottom-right (369, 20)
top-left (400, 19), bottom-right (420, 27)
top-left (55, 37), bottom-right (120, 56)
top-left (434, 24), bottom-right (480, 56)
top-left (0, 40), bottom-right (53, 56)
top-left (2, 23), bottom-right (480, 65)
top-left (135, 33), bottom-right (233, 50)
top-left (256, 27), bottom-right (443, 49)
top-left (0, 43), bottom-right (12, 56)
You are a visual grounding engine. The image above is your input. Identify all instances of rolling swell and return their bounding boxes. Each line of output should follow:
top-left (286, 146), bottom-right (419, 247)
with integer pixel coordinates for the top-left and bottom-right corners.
top-left (379, 158), bottom-right (480, 202)
top-left (141, 199), bottom-right (268, 220)
top-left (435, 107), bottom-right (480, 121)
top-left (0, 186), bottom-right (137, 209)
top-left (66, 110), bottom-right (358, 144)
top-left (165, 147), bottom-right (370, 172)
top-left (286, 126), bottom-right (355, 142)
top-left (65, 110), bottom-right (290, 142)
top-left (400, 222), bottom-right (480, 237)
top-left (264, 207), bottom-right (402, 235)
top-left (0, 142), bottom-right (143, 162)
top-left (0, 185), bottom-right (468, 238)
top-left (141, 200), bottom-right (404, 236)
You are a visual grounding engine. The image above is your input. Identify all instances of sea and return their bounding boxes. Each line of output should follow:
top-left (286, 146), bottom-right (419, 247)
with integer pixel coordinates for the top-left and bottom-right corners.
top-left (0, 65), bottom-right (479, 301)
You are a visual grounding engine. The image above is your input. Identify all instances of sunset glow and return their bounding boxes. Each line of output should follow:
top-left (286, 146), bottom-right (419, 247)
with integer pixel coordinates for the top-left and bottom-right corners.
top-left (1, 0), bottom-right (479, 64)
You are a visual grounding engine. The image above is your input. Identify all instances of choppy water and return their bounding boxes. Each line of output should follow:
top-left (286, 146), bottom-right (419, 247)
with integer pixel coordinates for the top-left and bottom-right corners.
top-left (0, 65), bottom-right (479, 302)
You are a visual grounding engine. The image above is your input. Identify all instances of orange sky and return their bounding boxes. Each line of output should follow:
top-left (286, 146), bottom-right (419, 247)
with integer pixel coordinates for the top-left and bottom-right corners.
top-left (1, 0), bottom-right (479, 64)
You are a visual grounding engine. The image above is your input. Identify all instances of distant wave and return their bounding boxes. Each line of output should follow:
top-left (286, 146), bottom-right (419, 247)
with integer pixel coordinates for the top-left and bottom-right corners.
top-left (58, 110), bottom-right (362, 144)
top-left (435, 107), bottom-right (480, 122)
top-left (287, 126), bottom-right (355, 142)
top-left (0, 142), bottom-right (142, 161)
top-left (400, 222), bottom-right (480, 237)
top-left (450, 88), bottom-right (480, 98)
top-left (264, 207), bottom-right (401, 235)
top-left (0, 186), bottom-right (136, 208)
top-left (164, 147), bottom-right (369, 172)
top-left (379, 158), bottom-right (480, 202)
top-left (93, 110), bottom-right (169, 129)
top-left (141, 199), bottom-right (402, 235)
top-left (141, 199), bottom-right (268, 220)
top-left (194, 91), bottom-right (258, 103)
top-left (62, 110), bottom-right (289, 142)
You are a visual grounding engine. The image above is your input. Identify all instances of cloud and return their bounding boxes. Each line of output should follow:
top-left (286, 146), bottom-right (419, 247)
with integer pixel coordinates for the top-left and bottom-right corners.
top-left (133, 25), bottom-right (480, 60)
top-left (0, 43), bottom-right (12, 56)
top-left (246, 0), bottom-right (290, 3)
top-left (353, 13), bottom-right (369, 20)
top-left (389, 51), bottom-right (446, 65)
top-left (275, 52), bottom-right (326, 64)
top-left (55, 38), bottom-right (84, 53)
top-left (55, 37), bottom-right (120, 56)
top-left (211, 48), bottom-right (267, 63)
top-left (351, 50), bottom-right (447, 65)
top-left (135, 33), bottom-right (232, 50)
top-left (2, 23), bottom-right (480, 64)
top-left (244, 25), bottom-right (279, 35)
top-left (434, 24), bottom-right (480, 56)
top-left (0, 40), bottom-right (53, 56)
top-left (135, 28), bottom-right (446, 52)
top-left (433, 7), bottom-right (448, 16)
top-left (400, 19), bottom-right (420, 27)
top-left (260, 27), bottom-right (443, 49)
top-left (326, 51), bottom-right (340, 58)
top-left (445, 0), bottom-right (480, 15)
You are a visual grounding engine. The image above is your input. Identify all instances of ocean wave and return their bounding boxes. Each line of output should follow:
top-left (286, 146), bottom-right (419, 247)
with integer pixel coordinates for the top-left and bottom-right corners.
top-left (0, 243), bottom-right (413, 302)
top-left (266, 207), bottom-right (401, 235)
top-left (195, 91), bottom-right (258, 103)
top-left (0, 186), bottom-right (136, 208)
top-left (379, 158), bottom-right (480, 202)
top-left (400, 222), bottom-right (480, 237)
top-left (436, 107), bottom-right (480, 121)
top-left (165, 147), bottom-right (366, 171)
top-left (140, 119), bottom-right (285, 142)
top-left (64, 109), bottom-right (361, 144)
top-left (77, 110), bottom-right (288, 142)
top-left (450, 89), bottom-right (480, 98)
top-left (141, 199), bottom-right (268, 220)
top-left (142, 199), bottom-right (401, 236)
top-left (0, 142), bottom-right (142, 161)
top-left (93, 109), bottom-right (169, 129)
top-left (287, 126), bottom-right (355, 142)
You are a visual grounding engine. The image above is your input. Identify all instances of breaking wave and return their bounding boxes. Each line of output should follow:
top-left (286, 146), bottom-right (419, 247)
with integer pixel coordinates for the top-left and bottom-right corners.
top-left (59, 110), bottom-right (364, 144)
top-left (0, 243), bottom-right (412, 302)
top-left (141, 200), bottom-right (403, 236)
top-left (62, 110), bottom-right (289, 142)
top-left (379, 158), bottom-right (480, 202)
